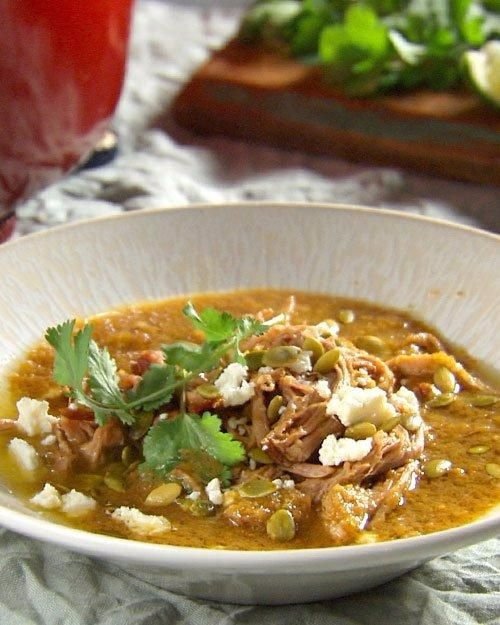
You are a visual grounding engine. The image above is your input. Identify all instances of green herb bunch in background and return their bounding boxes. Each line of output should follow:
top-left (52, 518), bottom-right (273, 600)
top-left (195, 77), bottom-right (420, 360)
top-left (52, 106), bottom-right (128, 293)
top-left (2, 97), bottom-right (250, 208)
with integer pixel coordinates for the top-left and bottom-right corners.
top-left (238, 0), bottom-right (500, 98)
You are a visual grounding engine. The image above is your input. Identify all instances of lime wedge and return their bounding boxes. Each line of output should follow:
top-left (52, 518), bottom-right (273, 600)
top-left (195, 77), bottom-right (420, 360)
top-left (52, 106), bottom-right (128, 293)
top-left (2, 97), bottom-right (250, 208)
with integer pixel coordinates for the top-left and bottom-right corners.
top-left (463, 41), bottom-right (500, 109)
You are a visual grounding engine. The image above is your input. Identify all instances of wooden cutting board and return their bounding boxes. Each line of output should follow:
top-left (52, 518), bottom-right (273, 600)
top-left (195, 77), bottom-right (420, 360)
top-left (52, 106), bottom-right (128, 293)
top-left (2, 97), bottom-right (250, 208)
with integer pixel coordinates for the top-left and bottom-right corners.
top-left (172, 39), bottom-right (500, 185)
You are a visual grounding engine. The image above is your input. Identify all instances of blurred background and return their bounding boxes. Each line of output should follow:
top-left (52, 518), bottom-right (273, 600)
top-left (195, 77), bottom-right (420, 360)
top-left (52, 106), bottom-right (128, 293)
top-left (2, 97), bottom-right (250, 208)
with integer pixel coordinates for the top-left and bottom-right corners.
top-left (10, 0), bottom-right (499, 237)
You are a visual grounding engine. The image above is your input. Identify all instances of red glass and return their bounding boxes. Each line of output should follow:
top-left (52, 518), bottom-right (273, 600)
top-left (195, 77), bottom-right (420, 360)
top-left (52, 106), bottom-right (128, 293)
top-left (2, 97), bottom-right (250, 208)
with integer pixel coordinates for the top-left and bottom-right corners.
top-left (0, 0), bottom-right (134, 241)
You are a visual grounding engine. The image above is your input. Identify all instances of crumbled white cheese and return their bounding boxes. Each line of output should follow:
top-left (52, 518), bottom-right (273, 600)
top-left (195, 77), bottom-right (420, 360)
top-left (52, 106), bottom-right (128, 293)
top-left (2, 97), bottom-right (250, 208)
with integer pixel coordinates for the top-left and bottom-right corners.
top-left (313, 379), bottom-right (332, 400)
top-left (111, 506), bottom-right (171, 535)
top-left (16, 397), bottom-right (58, 437)
top-left (214, 363), bottom-right (255, 406)
top-left (40, 434), bottom-right (56, 446)
top-left (314, 321), bottom-right (340, 337)
top-left (390, 386), bottom-right (423, 430)
top-left (326, 386), bottom-right (396, 427)
top-left (257, 366), bottom-right (274, 375)
top-left (227, 415), bottom-right (248, 430)
top-left (205, 478), bottom-right (224, 506)
top-left (186, 491), bottom-right (201, 501)
top-left (288, 351), bottom-right (312, 374)
top-left (262, 312), bottom-right (288, 326)
top-left (30, 483), bottom-right (62, 509)
top-left (319, 435), bottom-right (373, 466)
top-left (61, 490), bottom-right (97, 517)
top-left (8, 438), bottom-right (39, 471)
top-left (390, 386), bottom-right (420, 416)
top-left (272, 478), bottom-right (295, 490)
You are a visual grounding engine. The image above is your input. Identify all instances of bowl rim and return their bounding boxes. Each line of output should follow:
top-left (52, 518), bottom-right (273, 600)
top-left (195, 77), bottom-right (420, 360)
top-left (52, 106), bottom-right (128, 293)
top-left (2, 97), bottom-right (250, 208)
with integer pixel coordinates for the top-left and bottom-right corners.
top-left (0, 201), bottom-right (498, 570)
top-left (0, 500), bottom-right (497, 571)
top-left (3, 201), bottom-right (499, 252)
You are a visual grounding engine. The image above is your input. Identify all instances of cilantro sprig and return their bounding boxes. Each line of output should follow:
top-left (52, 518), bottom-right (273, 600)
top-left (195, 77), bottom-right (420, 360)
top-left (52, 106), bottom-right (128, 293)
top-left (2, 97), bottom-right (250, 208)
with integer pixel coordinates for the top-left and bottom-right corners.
top-left (46, 320), bottom-right (175, 425)
top-left (45, 304), bottom-right (270, 480)
top-left (239, 0), bottom-right (500, 98)
top-left (142, 412), bottom-right (246, 477)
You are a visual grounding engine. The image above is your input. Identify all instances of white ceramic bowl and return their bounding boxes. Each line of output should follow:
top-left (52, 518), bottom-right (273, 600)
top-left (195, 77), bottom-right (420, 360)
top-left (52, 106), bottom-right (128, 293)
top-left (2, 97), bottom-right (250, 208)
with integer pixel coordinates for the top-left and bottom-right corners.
top-left (0, 203), bottom-right (498, 605)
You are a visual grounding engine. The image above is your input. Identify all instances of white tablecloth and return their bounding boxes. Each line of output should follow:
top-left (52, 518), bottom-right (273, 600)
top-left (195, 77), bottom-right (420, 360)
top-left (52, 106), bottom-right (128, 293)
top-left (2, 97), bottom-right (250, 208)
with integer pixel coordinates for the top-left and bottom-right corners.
top-left (4, 2), bottom-right (499, 623)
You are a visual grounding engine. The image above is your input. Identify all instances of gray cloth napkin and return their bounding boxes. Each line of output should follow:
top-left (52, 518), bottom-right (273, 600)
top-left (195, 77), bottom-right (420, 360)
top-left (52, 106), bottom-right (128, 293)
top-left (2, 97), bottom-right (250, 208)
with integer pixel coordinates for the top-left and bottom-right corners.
top-left (0, 528), bottom-right (498, 625)
top-left (4, 1), bottom-right (499, 623)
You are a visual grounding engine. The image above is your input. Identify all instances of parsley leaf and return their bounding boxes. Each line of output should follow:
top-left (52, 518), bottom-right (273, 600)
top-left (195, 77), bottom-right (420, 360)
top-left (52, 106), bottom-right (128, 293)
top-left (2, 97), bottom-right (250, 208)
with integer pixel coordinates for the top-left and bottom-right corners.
top-left (142, 412), bottom-right (246, 478)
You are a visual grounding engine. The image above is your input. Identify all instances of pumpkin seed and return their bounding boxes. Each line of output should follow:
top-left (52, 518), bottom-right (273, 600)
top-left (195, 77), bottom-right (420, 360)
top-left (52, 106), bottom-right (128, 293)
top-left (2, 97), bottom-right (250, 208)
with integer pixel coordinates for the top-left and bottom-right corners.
top-left (313, 348), bottom-right (340, 374)
top-left (124, 460), bottom-right (140, 475)
top-left (245, 350), bottom-right (265, 371)
top-left (104, 475), bottom-right (126, 492)
top-left (424, 459), bottom-right (452, 478)
top-left (302, 336), bottom-right (324, 363)
top-left (131, 411), bottom-right (154, 440)
top-left (267, 395), bottom-right (283, 423)
top-left (178, 498), bottom-right (215, 517)
top-left (485, 463), bottom-right (500, 478)
top-left (433, 366), bottom-right (456, 394)
top-left (338, 309), bottom-right (355, 324)
top-left (380, 416), bottom-right (401, 432)
top-left (262, 346), bottom-right (301, 368)
top-left (106, 462), bottom-right (125, 477)
top-left (76, 474), bottom-right (103, 491)
top-left (238, 478), bottom-right (277, 498)
top-left (248, 447), bottom-right (273, 465)
top-left (400, 413), bottom-right (422, 432)
top-left (426, 393), bottom-right (456, 408)
top-left (121, 445), bottom-right (136, 466)
top-left (145, 482), bottom-right (182, 506)
top-left (266, 509), bottom-right (296, 542)
top-left (354, 335), bottom-right (387, 357)
top-left (344, 421), bottom-right (377, 440)
top-left (197, 383), bottom-right (220, 399)
top-left (467, 445), bottom-right (490, 455)
top-left (469, 395), bottom-right (498, 408)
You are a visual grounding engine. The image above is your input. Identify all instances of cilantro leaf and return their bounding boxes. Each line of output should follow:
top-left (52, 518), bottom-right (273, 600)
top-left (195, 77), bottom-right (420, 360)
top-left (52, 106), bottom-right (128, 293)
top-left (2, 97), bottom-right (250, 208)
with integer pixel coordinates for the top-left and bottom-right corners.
top-left (125, 364), bottom-right (176, 411)
top-left (45, 304), bottom-right (275, 430)
top-left (87, 341), bottom-right (124, 406)
top-left (179, 449), bottom-right (227, 485)
top-left (163, 341), bottom-right (218, 373)
top-left (46, 321), bottom-right (176, 426)
top-left (183, 302), bottom-right (268, 344)
top-left (45, 320), bottom-right (91, 390)
top-left (235, 314), bottom-right (269, 341)
top-left (183, 303), bottom-right (238, 342)
top-left (142, 412), bottom-right (246, 478)
top-left (182, 302), bottom-right (268, 365)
